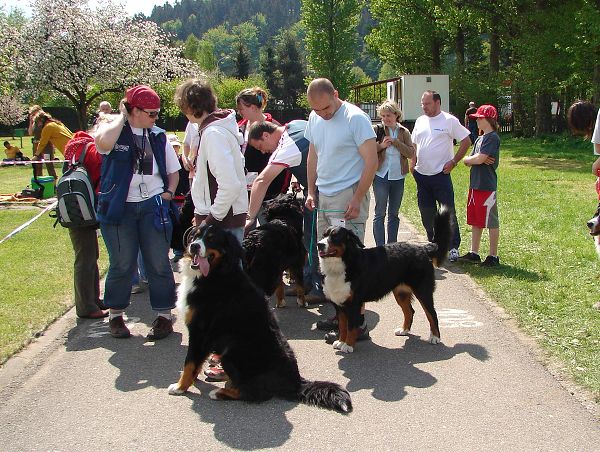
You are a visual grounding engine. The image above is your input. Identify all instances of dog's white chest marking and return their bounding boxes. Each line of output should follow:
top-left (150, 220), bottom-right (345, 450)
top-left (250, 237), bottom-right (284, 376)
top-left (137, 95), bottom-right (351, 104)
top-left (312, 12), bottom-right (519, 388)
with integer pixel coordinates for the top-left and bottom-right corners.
top-left (177, 261), bottom-right (197, 318)
top-left (320, 257), bottom-right (351, 306)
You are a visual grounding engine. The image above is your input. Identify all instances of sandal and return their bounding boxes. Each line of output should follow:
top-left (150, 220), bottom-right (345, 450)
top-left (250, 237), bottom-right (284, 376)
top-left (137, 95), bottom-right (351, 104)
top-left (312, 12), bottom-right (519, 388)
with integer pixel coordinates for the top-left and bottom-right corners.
top-left (207, 353), bottom-right (221, 366)
top-left (204, 363), bottom-right (228, 382)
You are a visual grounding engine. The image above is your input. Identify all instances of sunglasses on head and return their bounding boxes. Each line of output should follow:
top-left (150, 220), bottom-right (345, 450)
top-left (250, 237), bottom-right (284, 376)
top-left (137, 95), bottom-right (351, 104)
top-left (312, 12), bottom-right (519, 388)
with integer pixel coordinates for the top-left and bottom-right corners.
top-left (140, 108), bottom-right (160, 118)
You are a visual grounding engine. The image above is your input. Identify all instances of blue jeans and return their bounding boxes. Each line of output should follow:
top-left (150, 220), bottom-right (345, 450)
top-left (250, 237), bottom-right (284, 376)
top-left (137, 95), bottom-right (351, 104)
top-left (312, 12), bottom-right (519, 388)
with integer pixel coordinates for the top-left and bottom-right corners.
top-left (101, 197), bottom-right (176, 311)
top-left (413, 170), bottom-right (461, 250)
top-left (373, 174), bottom-right (405, 246)
top-left (132, 250), bottom-right (147, 285)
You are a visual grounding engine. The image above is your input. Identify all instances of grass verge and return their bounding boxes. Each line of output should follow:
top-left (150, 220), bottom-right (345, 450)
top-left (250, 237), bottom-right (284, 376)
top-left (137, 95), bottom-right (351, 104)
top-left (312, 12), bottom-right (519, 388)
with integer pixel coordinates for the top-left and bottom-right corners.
top-left (400, 134), bottom-right (599, 400)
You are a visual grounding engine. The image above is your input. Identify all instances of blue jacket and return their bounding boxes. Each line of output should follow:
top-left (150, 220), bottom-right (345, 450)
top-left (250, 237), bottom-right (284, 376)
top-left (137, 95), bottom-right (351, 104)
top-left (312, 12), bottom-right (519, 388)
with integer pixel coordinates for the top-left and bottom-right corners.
top-left (96, 123), bottom-right (172, 225)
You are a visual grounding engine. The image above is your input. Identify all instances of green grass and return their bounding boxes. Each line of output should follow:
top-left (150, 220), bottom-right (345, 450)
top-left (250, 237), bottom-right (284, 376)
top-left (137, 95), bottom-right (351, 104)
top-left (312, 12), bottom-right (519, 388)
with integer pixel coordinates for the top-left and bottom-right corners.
top-left (401, 134), bottom-right (600, 400)
top-left (0, 153), bottom-right (107, 363)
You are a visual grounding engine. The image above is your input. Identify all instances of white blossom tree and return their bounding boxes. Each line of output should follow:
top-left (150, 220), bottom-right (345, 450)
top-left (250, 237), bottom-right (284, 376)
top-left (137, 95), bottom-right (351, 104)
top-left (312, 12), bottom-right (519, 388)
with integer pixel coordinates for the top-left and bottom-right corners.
top-left (0, 92), bottom-right (27, 127)
top-left (19, 0), bottom-right (200, 130)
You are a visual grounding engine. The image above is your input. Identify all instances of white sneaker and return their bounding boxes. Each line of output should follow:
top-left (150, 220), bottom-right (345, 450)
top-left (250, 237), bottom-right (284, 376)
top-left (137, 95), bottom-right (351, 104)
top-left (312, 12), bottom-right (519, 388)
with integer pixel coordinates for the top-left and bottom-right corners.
top-left (448, 248), bottom-right (459, 262)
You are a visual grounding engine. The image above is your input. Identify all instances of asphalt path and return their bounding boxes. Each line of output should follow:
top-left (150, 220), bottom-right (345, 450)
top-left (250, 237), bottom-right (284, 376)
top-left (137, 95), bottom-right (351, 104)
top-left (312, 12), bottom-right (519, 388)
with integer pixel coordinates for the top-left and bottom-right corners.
top-left (1, 203), bottom-right (599, 451)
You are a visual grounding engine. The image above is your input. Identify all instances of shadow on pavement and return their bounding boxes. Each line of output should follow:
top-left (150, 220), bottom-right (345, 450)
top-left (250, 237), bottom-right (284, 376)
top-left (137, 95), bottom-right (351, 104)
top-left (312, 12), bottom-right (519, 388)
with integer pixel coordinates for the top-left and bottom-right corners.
top-left (337, 336), bottom-right (489, 402)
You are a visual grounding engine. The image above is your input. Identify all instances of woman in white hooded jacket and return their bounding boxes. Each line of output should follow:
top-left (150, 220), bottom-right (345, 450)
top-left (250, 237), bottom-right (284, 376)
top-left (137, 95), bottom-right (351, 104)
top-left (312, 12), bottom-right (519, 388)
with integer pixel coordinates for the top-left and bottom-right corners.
top-left (175, 79), bottom-right (248, 243)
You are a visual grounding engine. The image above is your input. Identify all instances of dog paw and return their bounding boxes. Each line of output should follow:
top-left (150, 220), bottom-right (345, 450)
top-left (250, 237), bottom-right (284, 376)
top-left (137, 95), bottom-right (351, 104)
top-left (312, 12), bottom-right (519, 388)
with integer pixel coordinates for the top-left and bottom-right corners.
top-left (332, 340), bottom-right (344, 349)
top-left (168, 383), bottom-right (186, 395)
top-left (296, 298), bottom-right (306, 307)
top-left (394, 327), bottom-right (411, 336)
top-left (428, 334), bottom-right (441, 344)
top-left (209, 389), bottom-right (220, 400)
top-left (339, 343), bottom-right (354, 353)
top-left (276, 299), bottom-right (286, 308)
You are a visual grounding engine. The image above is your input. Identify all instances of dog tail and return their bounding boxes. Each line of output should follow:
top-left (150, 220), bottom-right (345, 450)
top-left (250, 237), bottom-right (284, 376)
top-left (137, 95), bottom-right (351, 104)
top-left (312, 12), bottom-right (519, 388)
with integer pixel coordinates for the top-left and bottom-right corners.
top-left (430, 205), bottom-right (451, 266)
top-left (297, 379), bottom-right (353, 414)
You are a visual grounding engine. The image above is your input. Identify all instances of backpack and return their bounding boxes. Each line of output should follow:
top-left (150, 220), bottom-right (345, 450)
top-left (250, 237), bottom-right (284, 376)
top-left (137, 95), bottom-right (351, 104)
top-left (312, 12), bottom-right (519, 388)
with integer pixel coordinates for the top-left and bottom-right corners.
top-left (51, 144), bottom-right (98, 228)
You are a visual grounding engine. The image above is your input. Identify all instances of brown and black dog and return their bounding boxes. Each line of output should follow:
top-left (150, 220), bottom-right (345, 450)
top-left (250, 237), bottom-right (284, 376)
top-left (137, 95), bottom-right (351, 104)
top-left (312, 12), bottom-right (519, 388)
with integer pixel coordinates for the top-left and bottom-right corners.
top-left (317, 207), bottom-right (450, 353)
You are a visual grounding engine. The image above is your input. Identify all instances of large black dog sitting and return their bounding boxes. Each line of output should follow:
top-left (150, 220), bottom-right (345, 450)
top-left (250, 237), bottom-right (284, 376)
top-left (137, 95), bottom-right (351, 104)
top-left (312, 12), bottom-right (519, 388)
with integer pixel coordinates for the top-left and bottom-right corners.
top-left (169, 225), bottom-right (352, 414)
top-left (243, 193), bottom-right (307, 307)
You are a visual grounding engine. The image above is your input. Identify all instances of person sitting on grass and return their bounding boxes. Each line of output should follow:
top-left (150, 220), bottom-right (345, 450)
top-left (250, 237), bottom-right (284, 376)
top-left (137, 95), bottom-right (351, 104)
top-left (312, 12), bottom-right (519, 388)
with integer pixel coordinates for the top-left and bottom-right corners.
top-left (3, 141), bottom-right (21, 161)
top-left (459, 104), bottom-right (501, 267)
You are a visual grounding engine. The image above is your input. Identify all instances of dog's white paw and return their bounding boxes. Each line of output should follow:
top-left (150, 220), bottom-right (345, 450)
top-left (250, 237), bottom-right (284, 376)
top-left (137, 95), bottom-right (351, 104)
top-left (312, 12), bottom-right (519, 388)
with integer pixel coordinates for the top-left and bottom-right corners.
top-left (332, 340), bottom-right (344, 349)
top-left (209, 389), bottom-right (220, 400)
top-left (168, 383), bottom-right (185, 395)
top-left (296, 298), bottom-right (305, 307)
top-left (428, 334), bottom-right (441, 344)
top-left (339, 343), bottom-right (354, 353)
top-left (394, 327), bottom-right (411, 336)
top-left (276, 299), bottom-right (286, 308)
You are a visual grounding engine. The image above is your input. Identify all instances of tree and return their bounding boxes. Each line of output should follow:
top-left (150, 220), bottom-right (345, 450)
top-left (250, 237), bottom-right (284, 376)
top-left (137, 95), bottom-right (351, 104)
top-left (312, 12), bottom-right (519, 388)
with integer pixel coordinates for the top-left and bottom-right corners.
top-left (17, 0), bottom-right (199, 130)
top-left (0, 92), bottom-right (27, 128)
top-left (275, 32), bottom-right (306, 107)
top-left (234, 41), bottom-right (251, 79)
top-left (302, 0), bottom-right (363, 99)
top-left (260, 45), bottom-right (281, 104)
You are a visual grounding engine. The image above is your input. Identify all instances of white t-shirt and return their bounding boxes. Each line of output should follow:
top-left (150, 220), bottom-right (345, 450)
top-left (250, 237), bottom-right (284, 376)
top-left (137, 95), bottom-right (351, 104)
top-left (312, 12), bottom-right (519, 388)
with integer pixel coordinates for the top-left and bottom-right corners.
top-left (183, 121), bottom-right (199, 154)
top-left (269, 130), bottom-right (302, 168)
top-left (591, 109), bottom-right (600, 154)
top-left (127, 126), bottom-right (181, 202)
top-left (411, 111), bottom-right (470, 176)
top-left (304, 102), bottom-right (376, 196)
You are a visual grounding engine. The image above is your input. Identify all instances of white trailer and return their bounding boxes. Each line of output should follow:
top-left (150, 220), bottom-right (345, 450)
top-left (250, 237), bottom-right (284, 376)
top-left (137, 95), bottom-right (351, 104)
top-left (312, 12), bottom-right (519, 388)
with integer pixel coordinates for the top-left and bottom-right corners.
top-left (353, 74), bottom-right (450, 127)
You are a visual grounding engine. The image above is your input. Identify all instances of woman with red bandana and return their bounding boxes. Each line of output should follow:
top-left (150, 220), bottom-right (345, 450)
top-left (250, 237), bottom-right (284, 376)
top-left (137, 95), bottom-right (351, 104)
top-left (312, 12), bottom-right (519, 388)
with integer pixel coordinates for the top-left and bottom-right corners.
top-left (94, 85), bottom-right (181, 340)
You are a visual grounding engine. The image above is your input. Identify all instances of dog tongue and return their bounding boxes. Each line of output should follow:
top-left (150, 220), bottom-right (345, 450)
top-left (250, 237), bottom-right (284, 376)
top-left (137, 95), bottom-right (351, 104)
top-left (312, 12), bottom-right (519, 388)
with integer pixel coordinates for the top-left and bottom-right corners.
top-left (193, 255), bottom-right (210, 276)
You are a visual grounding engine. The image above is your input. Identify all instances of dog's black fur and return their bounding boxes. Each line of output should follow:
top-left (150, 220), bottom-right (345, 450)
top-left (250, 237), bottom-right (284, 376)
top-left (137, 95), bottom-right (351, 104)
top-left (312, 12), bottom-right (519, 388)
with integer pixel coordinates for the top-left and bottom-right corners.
top-left (243, 193), bottom-right (307, 307)
top-left (317, 207), bottom-right (451, 353)
top-left (169, 224), bottom-right (352, 413)
top-left (587, 202), bottom-right (600, 256)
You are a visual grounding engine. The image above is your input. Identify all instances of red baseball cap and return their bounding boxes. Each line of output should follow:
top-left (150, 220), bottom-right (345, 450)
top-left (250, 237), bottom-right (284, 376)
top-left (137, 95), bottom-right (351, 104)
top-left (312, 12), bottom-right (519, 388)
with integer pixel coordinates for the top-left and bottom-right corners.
top-left (126, 85), bottom-right (160, 110)
top-left (469, 104), bottom-right (497, 120)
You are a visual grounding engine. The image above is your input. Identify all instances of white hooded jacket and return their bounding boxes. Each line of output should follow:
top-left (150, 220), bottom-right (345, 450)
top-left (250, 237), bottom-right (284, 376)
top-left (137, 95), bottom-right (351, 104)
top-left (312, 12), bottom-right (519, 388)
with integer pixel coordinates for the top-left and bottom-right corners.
top-left (191, 109), bottom-right (248, 224)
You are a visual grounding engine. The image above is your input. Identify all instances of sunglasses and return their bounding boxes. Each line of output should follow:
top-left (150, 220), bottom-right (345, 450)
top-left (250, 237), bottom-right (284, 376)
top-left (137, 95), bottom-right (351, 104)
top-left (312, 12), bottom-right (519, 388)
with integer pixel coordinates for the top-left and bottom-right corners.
top-left (140, 109), bottom-right (160, 118)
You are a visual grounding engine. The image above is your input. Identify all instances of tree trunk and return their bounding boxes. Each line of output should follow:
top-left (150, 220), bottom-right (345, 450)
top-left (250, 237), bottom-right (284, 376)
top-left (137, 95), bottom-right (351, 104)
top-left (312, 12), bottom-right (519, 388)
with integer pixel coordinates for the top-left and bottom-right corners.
top-left (431, 37), bottom-right (442, 74)
top-left (455, 28), bottom-right (465, 70)
top-left (535, 90), bottom-right (552, 136)
top-left (489, 26), bottom-right (500, 74)
top-left (77, 102), bottom-right (88, 132)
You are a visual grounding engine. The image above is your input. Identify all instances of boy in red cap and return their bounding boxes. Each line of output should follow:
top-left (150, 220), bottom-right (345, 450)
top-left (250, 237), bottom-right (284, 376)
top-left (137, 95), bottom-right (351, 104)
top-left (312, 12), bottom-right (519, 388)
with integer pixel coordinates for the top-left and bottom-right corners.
top-left (459, 104), bottom-right (501, 267)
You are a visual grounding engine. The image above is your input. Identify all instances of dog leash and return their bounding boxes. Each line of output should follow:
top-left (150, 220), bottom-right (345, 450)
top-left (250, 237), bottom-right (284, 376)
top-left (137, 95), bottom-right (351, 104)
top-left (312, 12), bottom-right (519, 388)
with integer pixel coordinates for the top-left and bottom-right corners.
top-left (308, 208), bottom-right (360, 267)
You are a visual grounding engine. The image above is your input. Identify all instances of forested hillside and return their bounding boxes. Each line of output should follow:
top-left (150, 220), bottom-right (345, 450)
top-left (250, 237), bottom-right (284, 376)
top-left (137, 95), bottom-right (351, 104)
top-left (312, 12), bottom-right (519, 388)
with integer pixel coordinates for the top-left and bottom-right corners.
top-left (149, 0), bottom-right (302, 41)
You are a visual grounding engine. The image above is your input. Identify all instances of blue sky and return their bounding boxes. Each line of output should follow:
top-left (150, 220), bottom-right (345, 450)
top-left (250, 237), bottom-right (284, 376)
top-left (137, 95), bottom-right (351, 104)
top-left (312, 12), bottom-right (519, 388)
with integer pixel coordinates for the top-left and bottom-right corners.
top-left (1, 0), bottom-right (176, 17)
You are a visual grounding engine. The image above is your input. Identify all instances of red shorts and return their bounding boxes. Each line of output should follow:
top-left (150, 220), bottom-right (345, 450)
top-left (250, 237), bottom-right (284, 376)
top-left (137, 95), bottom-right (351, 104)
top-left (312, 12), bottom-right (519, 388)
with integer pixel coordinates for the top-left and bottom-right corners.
top-left (467, 189), bottom-right (499, 228)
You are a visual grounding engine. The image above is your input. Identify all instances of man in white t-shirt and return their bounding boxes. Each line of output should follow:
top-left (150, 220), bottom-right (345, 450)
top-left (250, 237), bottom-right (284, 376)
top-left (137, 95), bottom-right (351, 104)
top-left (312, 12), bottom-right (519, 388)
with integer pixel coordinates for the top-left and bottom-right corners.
top-left (411, 90), bottom-right (471, 262)
top-left (304, 78), bottom-right (378, 338)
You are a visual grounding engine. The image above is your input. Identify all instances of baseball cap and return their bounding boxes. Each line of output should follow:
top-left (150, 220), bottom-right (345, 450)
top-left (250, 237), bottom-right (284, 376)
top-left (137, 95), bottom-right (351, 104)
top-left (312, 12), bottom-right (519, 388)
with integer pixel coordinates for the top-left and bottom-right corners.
top-left (469, 104), bottom-right (497, 120)
top-left (167, 133), bottom-right (181, 147)
top-left (126, 85), bottom-right (160, 110)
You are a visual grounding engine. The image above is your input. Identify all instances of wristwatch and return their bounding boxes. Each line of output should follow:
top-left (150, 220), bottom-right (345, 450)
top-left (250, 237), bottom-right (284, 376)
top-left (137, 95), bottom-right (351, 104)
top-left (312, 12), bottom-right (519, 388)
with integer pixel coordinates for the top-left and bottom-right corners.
top-left (164, 189), bottom-right (174, 198)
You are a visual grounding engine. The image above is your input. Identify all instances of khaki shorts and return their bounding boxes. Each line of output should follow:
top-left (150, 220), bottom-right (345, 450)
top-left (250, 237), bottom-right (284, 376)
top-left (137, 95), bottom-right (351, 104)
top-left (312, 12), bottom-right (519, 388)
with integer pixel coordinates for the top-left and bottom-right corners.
top-left (317, 184), bottom-right (370, 243)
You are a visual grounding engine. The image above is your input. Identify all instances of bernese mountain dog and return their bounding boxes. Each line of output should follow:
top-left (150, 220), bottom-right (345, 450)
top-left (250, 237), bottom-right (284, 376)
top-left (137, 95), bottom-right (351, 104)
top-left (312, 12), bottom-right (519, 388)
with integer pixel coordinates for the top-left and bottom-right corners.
top-left (317, 206), bottom-right (451, 353)
top-left (243, 193), bottom-right (307, 308)
top-left (587, 202), bottom-right (600, 256)
top-left (168, 224), bottom-right (352, 414)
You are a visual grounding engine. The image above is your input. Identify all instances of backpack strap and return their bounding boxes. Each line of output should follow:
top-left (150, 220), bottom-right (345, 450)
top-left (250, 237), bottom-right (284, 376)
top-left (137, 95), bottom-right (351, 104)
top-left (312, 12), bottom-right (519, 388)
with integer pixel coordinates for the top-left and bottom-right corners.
top-left (77, 142), bottom-right (90, 167)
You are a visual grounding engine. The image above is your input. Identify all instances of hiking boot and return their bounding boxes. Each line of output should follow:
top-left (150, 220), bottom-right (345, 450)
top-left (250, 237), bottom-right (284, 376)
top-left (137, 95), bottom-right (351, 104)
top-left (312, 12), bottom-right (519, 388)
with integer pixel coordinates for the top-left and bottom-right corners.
top-left (324, 323), bottom-right (370, 344)
top-left (316, 316), bottom-right (338, 331)
top-left (448, 248), bottom-right (459, 262)
top-left (109, 316), bottom-right (131, 338)
top-left (147, 316), bottom-right (173, 340)
top-left (481, 255), bottom-right (500, 267)
top-left (458, 252), bottom-right (481, 263)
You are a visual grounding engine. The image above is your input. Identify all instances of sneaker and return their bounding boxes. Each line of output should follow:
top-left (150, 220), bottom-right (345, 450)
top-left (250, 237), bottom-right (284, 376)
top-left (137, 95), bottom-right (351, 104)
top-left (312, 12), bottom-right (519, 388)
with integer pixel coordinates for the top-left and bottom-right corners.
top-left (146, 316), bottom-right (173, 340)
top-left (324, 323), bottom-right (370, 344)
top-left (204, 364), bottom-right (228, 382)
top-left (448, 248), bottom-right (459, 262)
top-left (131, 280), bottom-right (148, 294)
top-left (458, 252), bottom-right (481, 263)
top-left (481, 255), bottom-right (500, 267)
top-left (109, 316), bottom-right (131, 338)
top-left (316, 316), bottom-right (338, 331)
